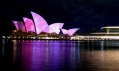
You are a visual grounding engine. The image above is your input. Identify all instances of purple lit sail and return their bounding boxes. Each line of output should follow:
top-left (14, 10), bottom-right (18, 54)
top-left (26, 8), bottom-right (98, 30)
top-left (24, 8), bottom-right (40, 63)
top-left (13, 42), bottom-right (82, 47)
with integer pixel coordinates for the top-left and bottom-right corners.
top-left (49, 23), bottom-right (60, 34)
top-left (46, 24), bottom-right (59, 34)
top-left (43, 23), bottom-right (64, 34)
top-left (61, 28), bottom-right (79, 36)
top-left (12, 21), bottom-right (19, 30)
top-left (31, 11), bottom-right (48, 34)
top-left (51, 23), bottom-right (64, 34)
top-left (23, 17), bottom-right (35, 33)
top-left (61, 29), bottom-right (67, 35)
top-left (67, 28), bottom-right (79, 36)
top-left (59, 23), bottom-right (64, 28)
top-left (52, 23), bottom-right (64, 29)
top-left (12, 21), bottom-right (26, 31)
top-left (42, 26), bottom-right (49, 33)
top-left (19, 21), bottom-right (26, 31)
top-left (12, 11), bottom-right (79, 35)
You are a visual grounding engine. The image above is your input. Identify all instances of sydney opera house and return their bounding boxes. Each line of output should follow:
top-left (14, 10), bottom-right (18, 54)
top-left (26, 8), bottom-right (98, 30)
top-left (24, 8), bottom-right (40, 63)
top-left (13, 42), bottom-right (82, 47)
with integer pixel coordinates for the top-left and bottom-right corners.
top-left (9, 11), bottom-right (79, 40)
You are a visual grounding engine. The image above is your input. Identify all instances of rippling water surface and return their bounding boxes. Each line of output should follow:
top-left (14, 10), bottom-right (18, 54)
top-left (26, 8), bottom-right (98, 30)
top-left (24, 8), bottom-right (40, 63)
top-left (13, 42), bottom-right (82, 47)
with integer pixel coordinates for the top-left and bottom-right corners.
top-left (1, 40), bottom-right (119, 71)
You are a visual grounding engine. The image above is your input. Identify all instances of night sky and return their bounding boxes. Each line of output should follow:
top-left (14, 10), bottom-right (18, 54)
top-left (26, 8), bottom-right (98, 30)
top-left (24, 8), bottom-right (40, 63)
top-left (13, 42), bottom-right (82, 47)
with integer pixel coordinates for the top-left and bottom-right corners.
top-left (1, 0), bottom-right (119, 35)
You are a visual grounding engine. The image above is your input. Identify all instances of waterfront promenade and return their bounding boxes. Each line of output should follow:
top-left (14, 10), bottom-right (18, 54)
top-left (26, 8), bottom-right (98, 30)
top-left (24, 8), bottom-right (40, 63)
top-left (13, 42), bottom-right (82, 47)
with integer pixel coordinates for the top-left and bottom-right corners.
top-left (2, 35), bottom-right (119, 41)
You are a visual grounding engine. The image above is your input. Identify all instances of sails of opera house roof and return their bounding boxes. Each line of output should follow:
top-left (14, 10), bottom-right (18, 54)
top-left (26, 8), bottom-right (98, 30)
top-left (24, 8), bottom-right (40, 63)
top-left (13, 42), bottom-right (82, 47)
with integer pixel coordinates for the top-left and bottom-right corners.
top-left (12, 11), bottom-right (79, 36)
top-left (61, 28), bottom-right (79, 36)
top-left (12, 21), bottom-right (26, 31)
top-left (23, 17), bottom-right (35, 33)
top-left (43, 23), bottom-right (64, 34)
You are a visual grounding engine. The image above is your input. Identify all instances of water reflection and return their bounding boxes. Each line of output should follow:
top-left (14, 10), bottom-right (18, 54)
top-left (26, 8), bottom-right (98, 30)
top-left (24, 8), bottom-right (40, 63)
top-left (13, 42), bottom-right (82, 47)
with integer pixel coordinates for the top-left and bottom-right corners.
top-left (80, 41), bottom-right (119, 71)
top-left (12, 40), bottom-right (80, 71)
top-left (2, 40), bottom-right (119, 71)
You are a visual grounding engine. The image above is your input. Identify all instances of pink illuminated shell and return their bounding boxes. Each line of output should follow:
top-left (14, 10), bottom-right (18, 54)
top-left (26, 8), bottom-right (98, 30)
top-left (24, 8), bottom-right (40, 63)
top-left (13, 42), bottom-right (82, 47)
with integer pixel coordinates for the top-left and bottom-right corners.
top-left (43, 23), bottom-right (64, 34)
top-left (49, 23), bottom-right (60, 34)
top-left (12, 21), bottom-right (26, 31)
top-left (59, 23), bottom-right (64, 28)
top-left (23, 17), bottom-right (35, 32)
top-left (12, 21), bottom-right (19, 30)
top-left (60, 29), bottom-right (67, 35)
top-left (52, 23), bottom-right (64, 29)
top-left (67, 28), bottom-right (79, 36)
top-left (31, 11), bottom-right (48, 34)
top-left (12, 11), bottom-right (79, 36)
top-left (61, 28), bottom-right (79, 36)
top-left (43, 26), bottom-right (49, 33)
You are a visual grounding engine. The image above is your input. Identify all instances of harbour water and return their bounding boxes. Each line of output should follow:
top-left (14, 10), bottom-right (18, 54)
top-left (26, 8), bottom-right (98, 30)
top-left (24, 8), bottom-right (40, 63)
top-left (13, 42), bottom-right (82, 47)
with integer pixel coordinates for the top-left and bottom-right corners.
top-left (1, 39), bottom-right (119, 71)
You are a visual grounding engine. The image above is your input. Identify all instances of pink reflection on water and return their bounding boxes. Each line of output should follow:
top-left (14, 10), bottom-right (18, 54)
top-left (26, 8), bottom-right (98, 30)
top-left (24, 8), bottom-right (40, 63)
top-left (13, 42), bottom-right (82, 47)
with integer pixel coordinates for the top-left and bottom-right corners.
top-left (21, 41), bottom-right (48, 71)
top-left (22, 41), bottom-right (33, 71)
top-left (12, 40), bottom-right (78, 71)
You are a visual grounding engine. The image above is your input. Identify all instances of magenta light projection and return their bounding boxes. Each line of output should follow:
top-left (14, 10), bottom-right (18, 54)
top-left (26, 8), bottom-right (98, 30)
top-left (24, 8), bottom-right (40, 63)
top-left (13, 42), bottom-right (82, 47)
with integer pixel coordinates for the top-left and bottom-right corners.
top-left (12, 11), bottom-right (79, 35)
top-left (12, 21), bottom-right (26, 31)
top-left (23, 17), bottom-right (35, 32)
top-left (42, 26), bottom-right (49, 33)
top-left (61, 28), bottom-right (79, 36)
top-left (31, 11), bottom-right (48, 34)
top-left (19, 21), bottom-right (26, 31)
top-left (59, 23), bottom-right (64, 28)
top-left (51, 23), bottom-right (64, 34)
top-left (58, 23), bottom-right (64, 28)
top-left (12, 21), bottom-right (19, 30)
top-left (52, 23), bottom-right (64, 29)
top-left (60, 29), bottom-right (67, 35)
top-left (67, 28), bottom-right (79, 36)
top-left (49, 23), bottom-right (59, 34)
top-left (43, 23), bottom-right (64, 34)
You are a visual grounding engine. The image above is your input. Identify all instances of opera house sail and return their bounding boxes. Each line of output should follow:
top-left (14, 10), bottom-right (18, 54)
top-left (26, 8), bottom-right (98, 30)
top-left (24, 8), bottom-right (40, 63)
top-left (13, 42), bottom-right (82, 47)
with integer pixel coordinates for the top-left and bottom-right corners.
top-left (67, 28), bottom-right (79, 36)
top-left (52, 23), bottom-right (64, 29)
top-left (61, 28), bottom-right (79, 36)
top-left (12, 21), bottom-right (26, 32)
top-left (12, 21), bottom-right (19, 30)
top-left (43, 23), bottom-right (64, 34)
top-left (9, 11), bottom-right (80, 40)
top-left (51, 23), bottom-right (64, 34)
top-left (31, 11), bottom-right (48, 34)
top-left (60, 29), bottom-right (67, 35)
top-left (23, 17), bottom-right (35, 33)
top-left (49, 23), bottom-right (60, 34)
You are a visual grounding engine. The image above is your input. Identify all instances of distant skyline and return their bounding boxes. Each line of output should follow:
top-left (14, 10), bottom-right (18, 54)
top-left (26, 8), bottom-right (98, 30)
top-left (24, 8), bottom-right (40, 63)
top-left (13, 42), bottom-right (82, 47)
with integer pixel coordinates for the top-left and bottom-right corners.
top-left (1, 0), bottom-right (119, 35)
